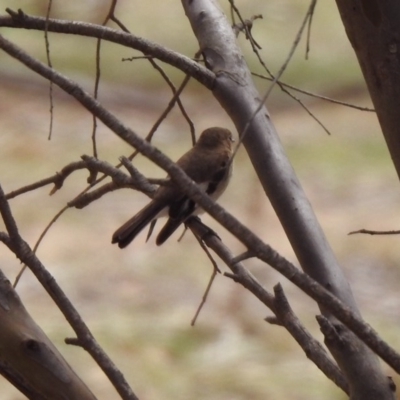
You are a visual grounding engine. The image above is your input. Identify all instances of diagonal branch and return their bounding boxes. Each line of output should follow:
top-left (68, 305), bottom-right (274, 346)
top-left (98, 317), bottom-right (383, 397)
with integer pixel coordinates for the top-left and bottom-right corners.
top-left (187, 218), bottom-right (348, 393)
top-left (0, 184), bottom-right (138, 400)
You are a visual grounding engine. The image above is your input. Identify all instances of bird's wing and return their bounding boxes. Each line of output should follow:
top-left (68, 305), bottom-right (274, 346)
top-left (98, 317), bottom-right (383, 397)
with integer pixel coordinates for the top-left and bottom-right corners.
top-left (155, 152), bottom-right (232, 246)
top-left (155, 196), bottom-right (196, 246)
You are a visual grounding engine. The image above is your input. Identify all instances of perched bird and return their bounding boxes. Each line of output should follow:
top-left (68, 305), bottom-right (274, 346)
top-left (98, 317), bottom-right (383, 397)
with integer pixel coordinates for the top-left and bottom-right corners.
top-left (112, 127), bottom-right (234, 248)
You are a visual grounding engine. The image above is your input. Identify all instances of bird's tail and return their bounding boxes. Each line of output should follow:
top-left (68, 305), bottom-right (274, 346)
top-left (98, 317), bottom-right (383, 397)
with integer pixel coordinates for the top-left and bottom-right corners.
top-left (112, 201), bottom-right (165, 248)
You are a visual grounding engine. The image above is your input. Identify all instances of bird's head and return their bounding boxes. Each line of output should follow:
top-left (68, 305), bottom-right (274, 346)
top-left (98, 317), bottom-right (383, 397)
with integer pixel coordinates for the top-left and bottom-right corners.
top-left (196, 127), bottom-right (235, 150)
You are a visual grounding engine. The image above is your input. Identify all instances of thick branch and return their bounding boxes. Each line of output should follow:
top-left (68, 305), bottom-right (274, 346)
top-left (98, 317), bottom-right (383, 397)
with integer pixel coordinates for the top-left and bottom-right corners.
top-left (0, 269), bottom-right (97, 400)
top-left (181, 1), bottom-right (394, 399)
top-left (0, 9), bottom-right (215, 89)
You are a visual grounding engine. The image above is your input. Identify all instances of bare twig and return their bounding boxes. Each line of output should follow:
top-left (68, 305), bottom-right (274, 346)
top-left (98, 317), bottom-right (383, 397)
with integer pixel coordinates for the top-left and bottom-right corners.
top-left (229, 0), bottom-right (326, 164)
top-left (44, 0), bottom-right (54, 141)
top-left (4, 155), bottom-right (155, 202)
top-left (143, 73), bottom-right (193, 145)
top-left (305, 0), bottom-right (316, 59)
top-left (259, 0), bottom-right (318, 100)
top-left (187, 217), bottom-right (275, 308)
top-left (13, 205), bottom-right (68, 288)
top-left (191, 269), bottom-right (218, 326)
top-left (231, 250), bottom-right (254, 263)
top-left (232, 14), bottom-right (263, 49)
top-left (252, 72), bottom-right (375, 112)
top-left (101, 4), bottom-right (196, 145)
top-left (89, 0), bottom-right (122, 161)
top-left (348, 229), bottom-right (400, 236)
top-left (283, 88), bottom-right (331, 134)
top-left (5, 161), bottom-right (86, 200)
top-left (190, 220), bottom-right (221, 325)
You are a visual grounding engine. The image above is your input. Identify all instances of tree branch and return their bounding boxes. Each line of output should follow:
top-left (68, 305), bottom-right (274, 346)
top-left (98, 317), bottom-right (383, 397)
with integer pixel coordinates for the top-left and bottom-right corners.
top-left (0, 184), bottom-right (139, 400)
top-left (0, 269), bottom-right (97, 399)
top-left (181, 0), bottom-right (395, 398)
top-left (187, 218), bottom-right (348, 393)
top-left (0, 9), bottom-right (215, 89)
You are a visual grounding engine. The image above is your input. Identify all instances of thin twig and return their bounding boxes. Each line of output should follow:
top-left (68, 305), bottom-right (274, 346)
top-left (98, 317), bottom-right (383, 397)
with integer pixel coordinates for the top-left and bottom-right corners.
top-left (190, 219), bottom-right (221, 325)
top-left (143, 74), bottom-right (193, 145)
top-left (111, 11), bottom-right (195, 145)
top-left (90, 0), bottom-right (120, 160)
top-left (305, 0), bottom-right (316, 59)
top-left (348, 229), bottom-right (400, 236)
top-left (229, 0), bottom-right (324, 163)
top-left (5, 161), bottom-right (87, 200)
top-left (14, 205), bottom-right (68, 288)
top-left (44, 0), bottom-right (54, 141)
top-left (5, 175), bottom-right (64, 200)
top-left (260, 0), bottom-right (318, 100)
top-left (252, 72), bottom-right (375, 112)
top-left (191, 269), bottom-right (218, 326)
top-left (232, 14), bottom-right (263, 50)
top-left (187, 218), bottom-right (275, 309)
top-left (279, 84), bottom-right (331, 135)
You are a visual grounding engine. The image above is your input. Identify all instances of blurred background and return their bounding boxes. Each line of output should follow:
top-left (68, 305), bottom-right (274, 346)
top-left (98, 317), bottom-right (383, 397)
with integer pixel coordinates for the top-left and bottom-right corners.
top-left (1, 1), bottom-right (400, 399)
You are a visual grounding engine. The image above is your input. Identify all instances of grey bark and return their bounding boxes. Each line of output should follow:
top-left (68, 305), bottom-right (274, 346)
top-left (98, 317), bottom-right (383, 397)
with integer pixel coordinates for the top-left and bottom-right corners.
top-left (181, 1), bottom-right (395, 399)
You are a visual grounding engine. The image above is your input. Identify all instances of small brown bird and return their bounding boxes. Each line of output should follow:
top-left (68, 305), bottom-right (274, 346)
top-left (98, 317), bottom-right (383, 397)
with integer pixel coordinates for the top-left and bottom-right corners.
top-left (112, 127), bottom-right (234, 248)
